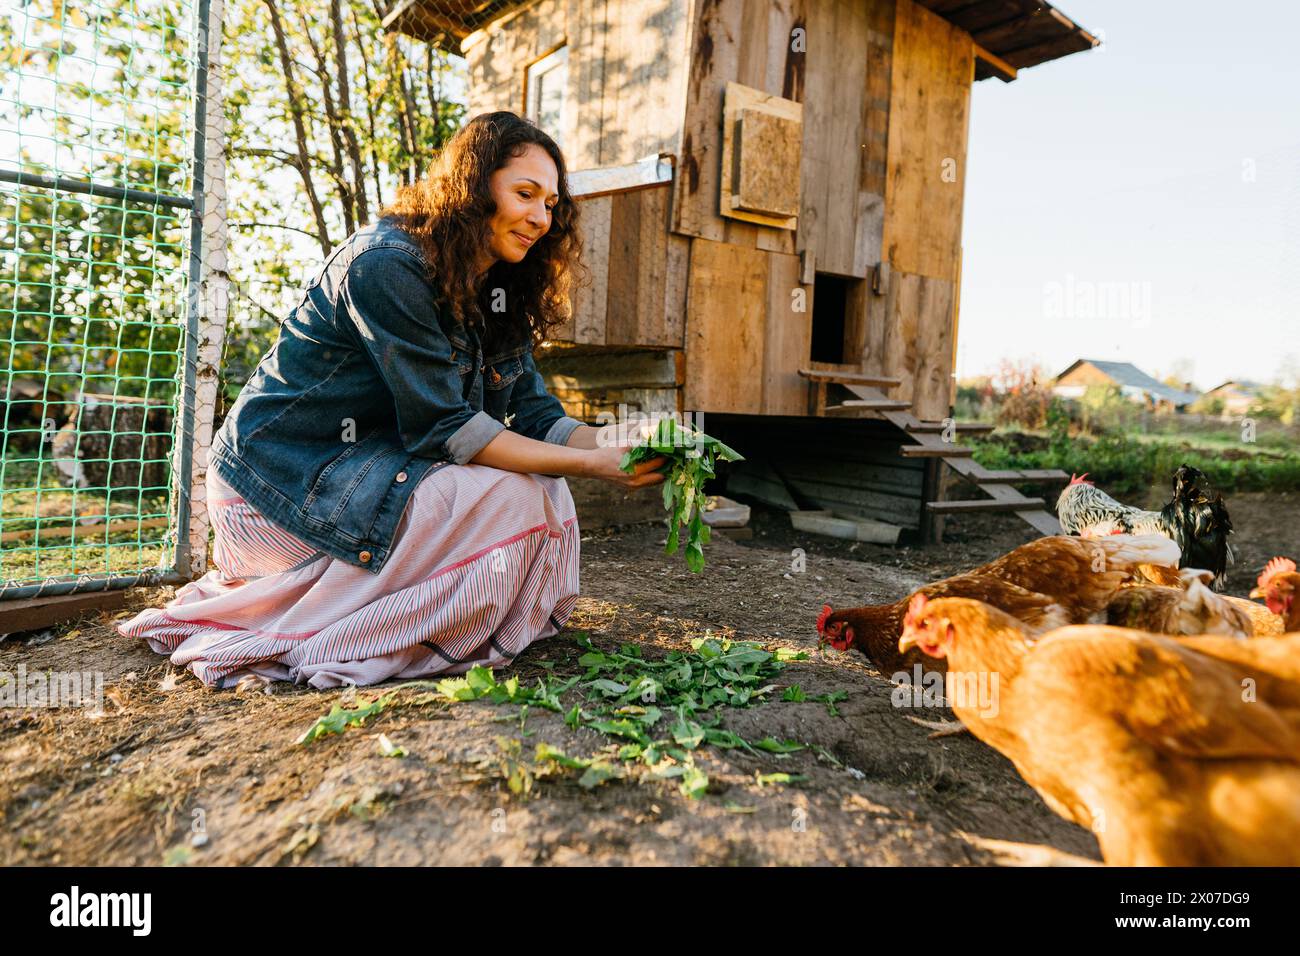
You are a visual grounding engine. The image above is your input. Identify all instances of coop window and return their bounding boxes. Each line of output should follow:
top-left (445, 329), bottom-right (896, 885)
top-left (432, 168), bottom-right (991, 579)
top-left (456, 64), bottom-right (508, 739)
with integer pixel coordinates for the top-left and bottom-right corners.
top-left (810, 273), bottom-right (853, 364)
top-left (525, 46), bottom-right (568, 146)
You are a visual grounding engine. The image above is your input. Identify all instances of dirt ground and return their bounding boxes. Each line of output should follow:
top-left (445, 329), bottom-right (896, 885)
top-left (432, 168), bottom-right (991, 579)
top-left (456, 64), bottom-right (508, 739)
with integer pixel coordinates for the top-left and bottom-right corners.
top-left (2, 491), bottom-right (1295, 867)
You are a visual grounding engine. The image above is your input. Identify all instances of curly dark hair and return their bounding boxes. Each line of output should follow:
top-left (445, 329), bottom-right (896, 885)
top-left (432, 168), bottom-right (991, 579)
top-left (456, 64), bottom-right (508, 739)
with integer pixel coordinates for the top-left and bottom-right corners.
top-left (379, 112), bottom-right (584, 351)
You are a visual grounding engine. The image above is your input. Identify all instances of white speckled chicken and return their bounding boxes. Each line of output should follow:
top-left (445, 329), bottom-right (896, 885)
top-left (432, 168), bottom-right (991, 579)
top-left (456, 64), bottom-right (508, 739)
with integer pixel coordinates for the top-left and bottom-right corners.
top-left (1056, 465), bottom-right (1233, 587)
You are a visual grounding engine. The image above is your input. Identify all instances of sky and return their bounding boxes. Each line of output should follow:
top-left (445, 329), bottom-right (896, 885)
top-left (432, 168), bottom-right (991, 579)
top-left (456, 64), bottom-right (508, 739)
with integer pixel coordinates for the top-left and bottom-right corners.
top-left (958, 0), bottom-right (1300, 391)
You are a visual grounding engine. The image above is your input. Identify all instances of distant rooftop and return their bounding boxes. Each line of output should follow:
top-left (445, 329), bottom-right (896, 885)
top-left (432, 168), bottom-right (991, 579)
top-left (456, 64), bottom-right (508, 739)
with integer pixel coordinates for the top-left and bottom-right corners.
top-left (1207, 379), bottom-right (1266, 393)
top-left (1057, 359), bottom-right (1201, 407)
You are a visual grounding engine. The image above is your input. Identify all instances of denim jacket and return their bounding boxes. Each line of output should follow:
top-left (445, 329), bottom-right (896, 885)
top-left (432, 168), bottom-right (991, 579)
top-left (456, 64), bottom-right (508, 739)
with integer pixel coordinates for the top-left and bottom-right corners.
top-left (210, 216), bottom-right (582, 574)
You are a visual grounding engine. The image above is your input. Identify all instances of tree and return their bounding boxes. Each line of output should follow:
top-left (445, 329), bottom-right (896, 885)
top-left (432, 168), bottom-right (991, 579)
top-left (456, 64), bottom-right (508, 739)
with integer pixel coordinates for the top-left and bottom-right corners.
top-left (0, 2), bottom-right (192, 411)
top-left (218, 0), bottom-right (465, 401)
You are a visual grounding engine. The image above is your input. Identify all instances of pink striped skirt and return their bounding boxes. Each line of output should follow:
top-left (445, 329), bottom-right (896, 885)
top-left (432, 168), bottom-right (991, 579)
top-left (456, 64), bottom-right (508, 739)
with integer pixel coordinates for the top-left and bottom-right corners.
top-left (116, 463), bottom-right (580, 688)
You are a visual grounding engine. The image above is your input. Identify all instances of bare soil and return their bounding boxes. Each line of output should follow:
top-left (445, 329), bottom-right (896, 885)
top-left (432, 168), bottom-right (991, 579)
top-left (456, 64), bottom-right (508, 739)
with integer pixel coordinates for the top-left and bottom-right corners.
top-left (1, 491), bottom-right (1294, 867)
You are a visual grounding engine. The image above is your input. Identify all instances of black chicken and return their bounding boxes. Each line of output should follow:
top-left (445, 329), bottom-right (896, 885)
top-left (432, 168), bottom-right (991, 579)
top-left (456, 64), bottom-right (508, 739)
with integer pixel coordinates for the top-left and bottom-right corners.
top-left (1056, 464), bottom-right (1234, 588)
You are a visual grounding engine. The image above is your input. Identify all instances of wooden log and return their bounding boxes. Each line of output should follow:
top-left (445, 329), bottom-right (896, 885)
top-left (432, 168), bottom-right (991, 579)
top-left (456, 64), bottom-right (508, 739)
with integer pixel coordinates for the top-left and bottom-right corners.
top-left (0, 589), bottom-right (131, 635)
top-left (50, 393), bottom-right (172, 492)
top-left (0, 516), bottom-right (170, 544)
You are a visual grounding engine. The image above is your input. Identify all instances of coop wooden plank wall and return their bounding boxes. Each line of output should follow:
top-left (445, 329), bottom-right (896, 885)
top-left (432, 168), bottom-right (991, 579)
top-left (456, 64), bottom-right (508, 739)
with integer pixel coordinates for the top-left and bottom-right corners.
top-left (470, 0), bottom-right (974, 423)
top-left (880, 0), bottom-right (972, 281)
top-left (461, 0), bottom-right (566, 114)
top-left (462, 0), bottom-right (690, 169)
top-left (864, 0), bottom-right (972, 420)
top-left (554, 183), bottom-right (687, 348)
top-left (672, 0), bottom-right (806, 256)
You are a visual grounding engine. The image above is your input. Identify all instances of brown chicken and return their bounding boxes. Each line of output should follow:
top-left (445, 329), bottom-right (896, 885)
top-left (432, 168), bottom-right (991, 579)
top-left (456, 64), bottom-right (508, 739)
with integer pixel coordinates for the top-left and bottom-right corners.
top-left (899, 595), bottom-right (1300, 866)
top-left (1103, 569), bottom-right (1255, 637)
top-left (1250, 556), bottom-right (1300, 631)
top-left (816, 534), bottom-right (1180, 674)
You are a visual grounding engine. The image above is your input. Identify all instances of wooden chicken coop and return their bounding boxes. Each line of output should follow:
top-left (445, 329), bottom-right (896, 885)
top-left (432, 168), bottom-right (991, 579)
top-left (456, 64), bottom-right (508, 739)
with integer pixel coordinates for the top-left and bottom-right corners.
top-left (385, 0), bottom-right (1097, 540)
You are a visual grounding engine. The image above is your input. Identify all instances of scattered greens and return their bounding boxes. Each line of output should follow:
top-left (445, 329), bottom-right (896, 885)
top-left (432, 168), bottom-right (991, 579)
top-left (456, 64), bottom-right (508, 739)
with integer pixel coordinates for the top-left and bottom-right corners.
top-left (297, 694), bottom-right (394, 745)
top-left (756, 772), bottom-right (808, 788)
top-left (814, 691), bottom-right (849, 718)
top-left (436, 632), bottom-right (815, 799)
top-left (619, 417), bottom-right (744, 573)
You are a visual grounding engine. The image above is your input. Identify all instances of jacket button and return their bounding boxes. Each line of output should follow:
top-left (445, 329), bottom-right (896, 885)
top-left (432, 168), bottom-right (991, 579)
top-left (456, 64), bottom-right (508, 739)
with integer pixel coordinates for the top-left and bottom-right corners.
top-left (395, 471), bottom-right (408, 483)
top-left (490, 369), bottom-right (502, 383)
top-left (358, 550), bottom-right (372, 563)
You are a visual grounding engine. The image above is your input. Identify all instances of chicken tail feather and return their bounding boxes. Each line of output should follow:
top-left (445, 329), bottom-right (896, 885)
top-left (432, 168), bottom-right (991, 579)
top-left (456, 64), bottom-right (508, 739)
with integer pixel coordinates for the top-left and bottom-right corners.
top-left (1091, 533), bottom-right (1181, 570)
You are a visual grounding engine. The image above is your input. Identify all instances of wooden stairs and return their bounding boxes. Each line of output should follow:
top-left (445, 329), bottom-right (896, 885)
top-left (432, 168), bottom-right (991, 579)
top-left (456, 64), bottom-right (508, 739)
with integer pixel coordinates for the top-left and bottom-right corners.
top-left (798, 369), bottom-right (1068, 539)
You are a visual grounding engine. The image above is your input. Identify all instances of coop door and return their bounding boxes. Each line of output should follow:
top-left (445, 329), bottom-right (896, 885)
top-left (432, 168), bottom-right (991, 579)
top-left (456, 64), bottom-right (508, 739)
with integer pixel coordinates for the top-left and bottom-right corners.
top-left (810, 274), bottom-right (855, 364)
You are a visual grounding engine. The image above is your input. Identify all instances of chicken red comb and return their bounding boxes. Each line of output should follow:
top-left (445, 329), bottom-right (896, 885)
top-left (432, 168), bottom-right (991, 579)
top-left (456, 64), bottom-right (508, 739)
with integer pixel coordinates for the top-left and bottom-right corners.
top-left (903, 592), bottom-right (928, 628)
top-left (816, 604), bottom-right (833, 634)
top-left (1259, 556), bottom-right (1297, 589)
top-left (1068, 472), bottom-right (1093, 486)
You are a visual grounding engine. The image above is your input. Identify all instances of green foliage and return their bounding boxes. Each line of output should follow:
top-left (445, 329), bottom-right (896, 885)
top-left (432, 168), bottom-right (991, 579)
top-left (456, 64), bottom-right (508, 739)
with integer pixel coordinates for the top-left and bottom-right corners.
top-left (973, 429), bottom-right (1300, 498)
top-left (437, 632), bottom-right (818, 800)
top-left (620, 417), bottom-right (745, 573)
top-left (217, 0), bottom-right (467, 398)
top-left (1, 2), bottom-right (194, 404)
top-left (297, 693), bottom-right (394, 744)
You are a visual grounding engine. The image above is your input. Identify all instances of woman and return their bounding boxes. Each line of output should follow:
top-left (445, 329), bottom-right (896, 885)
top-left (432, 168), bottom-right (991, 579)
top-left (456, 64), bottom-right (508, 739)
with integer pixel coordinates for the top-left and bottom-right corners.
top-left (118, 112), bottom-right (665, 689)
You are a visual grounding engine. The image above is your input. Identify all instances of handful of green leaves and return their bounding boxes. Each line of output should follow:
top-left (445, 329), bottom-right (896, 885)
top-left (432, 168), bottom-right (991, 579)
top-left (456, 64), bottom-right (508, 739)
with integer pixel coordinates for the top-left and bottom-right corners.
top-left (619, 417), bottom-right (744, 572)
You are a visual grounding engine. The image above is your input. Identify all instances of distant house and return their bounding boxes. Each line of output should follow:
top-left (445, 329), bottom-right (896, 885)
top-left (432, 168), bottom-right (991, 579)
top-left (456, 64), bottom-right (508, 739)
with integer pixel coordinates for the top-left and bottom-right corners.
top-left (1053, 359), bottom-right (1200, 412)
top-left (1200, 379), bottom-right (1265, 417)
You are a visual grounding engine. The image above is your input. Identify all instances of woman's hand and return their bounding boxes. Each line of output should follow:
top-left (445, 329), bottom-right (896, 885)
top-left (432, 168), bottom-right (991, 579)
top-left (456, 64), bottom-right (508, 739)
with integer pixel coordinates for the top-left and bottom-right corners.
top-left (583, 444), bottom-right (668, 488)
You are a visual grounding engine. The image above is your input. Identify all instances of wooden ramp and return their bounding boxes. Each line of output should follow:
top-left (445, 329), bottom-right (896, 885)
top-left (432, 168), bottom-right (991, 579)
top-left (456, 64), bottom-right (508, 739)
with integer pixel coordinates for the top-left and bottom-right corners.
top-left (798, 370), bottom-right (1067, 539)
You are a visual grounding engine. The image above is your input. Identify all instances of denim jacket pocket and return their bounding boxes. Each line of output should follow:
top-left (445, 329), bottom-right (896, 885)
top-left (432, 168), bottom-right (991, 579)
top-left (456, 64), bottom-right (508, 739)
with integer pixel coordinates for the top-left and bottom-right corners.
top-left (301, 429), bottom-right (406, 541)
top-left (484, 355), bottom-right (524, 391)
top-left (447, 331), bottom-right (475, 376)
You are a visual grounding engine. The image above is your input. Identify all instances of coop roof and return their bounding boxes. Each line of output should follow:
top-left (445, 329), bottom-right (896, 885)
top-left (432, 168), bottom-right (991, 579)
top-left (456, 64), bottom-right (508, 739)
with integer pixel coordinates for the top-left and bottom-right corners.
top-left (385, 0), bottom-right (1099, 74)
top-left (1056, 359), bottom-right (1201, 408)
top-left (915, 1), bottom-right (1099, 79)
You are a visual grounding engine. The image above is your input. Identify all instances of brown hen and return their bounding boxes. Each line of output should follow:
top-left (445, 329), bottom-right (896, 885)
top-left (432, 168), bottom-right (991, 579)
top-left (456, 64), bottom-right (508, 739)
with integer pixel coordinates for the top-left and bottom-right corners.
top-left (900, 596), bottom-right (1300, 866)
top-left (817, 534), bottom-right (1180, 674)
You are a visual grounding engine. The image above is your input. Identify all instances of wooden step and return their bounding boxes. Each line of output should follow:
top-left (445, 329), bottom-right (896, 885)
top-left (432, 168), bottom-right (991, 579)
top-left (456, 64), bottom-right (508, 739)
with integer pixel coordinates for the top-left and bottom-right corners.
top-left (826, 399), bottom-right (914, 413)
top-left (967, 473), bottom-right (1066, 486)
top-left (906, 420), bottom-right (995, 435)
top-left (899, 445), bottom-right (974, 458)
top-left (799, 368), bottom-right (903, 388)
top-left (926, 497), bottom-right (1046, 514)
top-left (946, 459), bottom-right (1071, 484)
top-left (972, 469), bottom-right (1070, 484)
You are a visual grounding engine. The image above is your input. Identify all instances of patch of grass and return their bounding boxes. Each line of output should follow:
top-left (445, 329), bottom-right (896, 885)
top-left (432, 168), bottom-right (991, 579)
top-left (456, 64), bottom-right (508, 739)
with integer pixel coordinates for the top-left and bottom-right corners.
top-left (0, 454), bottom-right (172, 585)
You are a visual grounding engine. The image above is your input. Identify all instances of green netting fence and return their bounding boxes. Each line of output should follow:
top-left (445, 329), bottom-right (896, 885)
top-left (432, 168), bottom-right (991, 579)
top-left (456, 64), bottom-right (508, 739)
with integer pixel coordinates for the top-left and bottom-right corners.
top-left (0, 0), bottom-right (213, 600)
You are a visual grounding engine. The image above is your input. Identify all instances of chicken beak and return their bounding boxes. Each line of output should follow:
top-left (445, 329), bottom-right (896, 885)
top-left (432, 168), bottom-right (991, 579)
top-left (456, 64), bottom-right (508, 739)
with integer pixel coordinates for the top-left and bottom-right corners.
top-left (898, 629), bottom-right (918, 653)
top-left (1249, 586), bottom-right (1265, 600)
